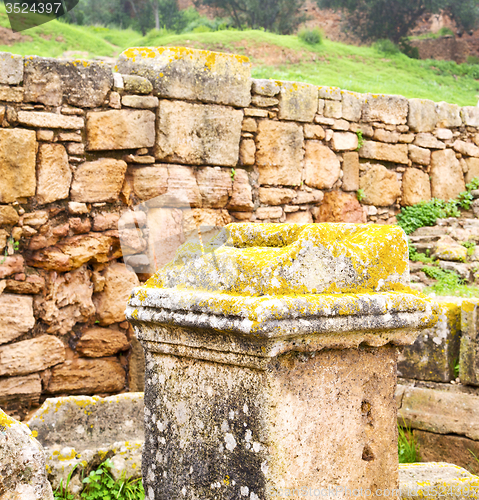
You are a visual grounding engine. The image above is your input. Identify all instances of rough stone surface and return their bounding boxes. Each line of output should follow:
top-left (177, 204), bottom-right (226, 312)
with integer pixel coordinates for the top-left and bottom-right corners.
top-left (436, 101), bottom-right (462, 128)
top-left (0, 294), bottom-right (35, 345)
top-left (24, 57), bottom-right (113, 107)
top-left (342, 91), bottom-right (364, 122)
top-left (122, 74), bottom-right (153, 94)
top-left (401, 168), bottom-right (431, 206)
top-left (430, 149), bottom-right (466, 201)
top-left (359, 141), bottom-right (408, 164)
top-left (461, 106), bottom-right (479, 127)
top-left (434, 235), bottom-right (468, 262)
top-left (17, 111), bottom-right (84, 129)
top-left (362, 94), bottom-right (408, 125)
top-left (316, 191), bottom-right (366, 223)
top-left (408, 98), bottom-right (438, 132)
top-left (258, 188), bottom-right (295, 205)
top-left (93, 262), bottom-right (140, 326)
top-left (360, 164), bottom-right (401, 206)
top-left (0, 408), bottom-right (54, 500)
top-left (76, 327), bottom-right (130, 357)
top-left (0, 52), bottom-right (23, 85)
top-left (465, 157), bottom-right (479, 183)
top-left (128, 164), bottom-right (168, 202)
top-left (36, 144), bottom-right (71, 205)
top-left (0, 206), bottom-right (19, 226)
top-left (196, 167), bottom-right (232, 208)
top-left (227, 169), bottom-right (254, 212)
top-left (453, 139), bottom-right (479, 157)
top-left (277, 81), bottom-right (318, 122)
top-left (86, 110), bottom-right (155, 151)
top-left (166, 165), bottom-right (202, 207)
top-left (304, 142), bottom-right (340, 189)
top-left (239, 138), bottom-right (255, 166)
top-left (0, 129), bottom-right (37, 203)
top-left (121, 95), bottom-right (159, 109)
top-left (341, 152), bottom-right (360, 192)
top-left (0, 334), bottom-right (65, 377)
top-left (155, 100), bottom-right (242, 167)
top-left (70, 159), bottom-right (127, 203)
top-left (408, 144), bottom-right (431, 166)
top-left (256, 120), bottom-right (303, 186)
top-left (331, 132), bottom-right (358, 151)
top-left (459, 299), bottom-right (479, 386)
top-left (118, 47), bottom-right (252, 107)
top-left (0, 374), bottom-right (42, 408)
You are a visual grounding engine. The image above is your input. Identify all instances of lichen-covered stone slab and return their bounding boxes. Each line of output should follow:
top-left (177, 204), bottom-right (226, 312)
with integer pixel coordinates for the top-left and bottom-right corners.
top-left (277, 81), bottom-right (318, 122)
top-left (459, 298), bottom-right (479, 386)
top-left (398, 301), bottom-right (461, 382)
top-left (117, 47), bottom-right (252, 107)
top-left (0, 408), bottom-right (54, 500)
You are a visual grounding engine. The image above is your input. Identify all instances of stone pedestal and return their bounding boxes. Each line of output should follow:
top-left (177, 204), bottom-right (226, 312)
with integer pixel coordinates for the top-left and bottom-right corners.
top-left (126, 223), bottom-right (437, 499)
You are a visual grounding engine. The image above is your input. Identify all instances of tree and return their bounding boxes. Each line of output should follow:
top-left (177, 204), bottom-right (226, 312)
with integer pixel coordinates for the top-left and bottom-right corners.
top-left (194, 0), bottom-right (308, 34)
top-left (315, 0), bottom-right (479, 43)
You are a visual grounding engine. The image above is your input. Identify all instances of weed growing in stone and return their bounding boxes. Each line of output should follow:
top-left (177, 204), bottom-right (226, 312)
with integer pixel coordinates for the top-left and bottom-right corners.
top-left (355, 130), bottom-right (364, 150)
top-left (53, 464), bottom-right (78, 500)
top-left (398, 422), bottom-right (419, 463)
top-left (408, 244), bottom-right (435, 264)
top-left (422, 265), bottom-right (479, 297)
top-left (356, 188), bottom-right (365, 202)
top-left (462, 241), bottom-right (476, 257)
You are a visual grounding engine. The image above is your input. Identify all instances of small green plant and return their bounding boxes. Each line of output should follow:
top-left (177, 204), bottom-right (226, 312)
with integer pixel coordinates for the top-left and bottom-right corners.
top-left (356, 188), bottom-right (365, 202)
top-left (53, 465), bottom-right (78, 500)
top-left (438, 27), bottom-right (455, 37)
top-left (230, 168), bottom-right (236, 181)
top-left (355, 130), bottom-right (364, 150)
top-left (454, 358), bottom-right (460, 379)
top-left (374, 38), bottom-right (399, 55)
top-left (398, 421), bottom-right (419, 463)
top-left (298, 28), bottom-right (322, 46)
top-left (0, 237), bottom-right (19, 265)
top-left (462, 241), bottom-right (476, 257)
top-left (408, 243), bottom-right (435, 264)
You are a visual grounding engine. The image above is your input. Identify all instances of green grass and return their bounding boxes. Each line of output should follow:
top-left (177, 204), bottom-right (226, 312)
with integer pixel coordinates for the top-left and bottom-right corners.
top-left (1, 4), bottom-right (479, 104)
top-left (398, 422), bottom-right (420, 463)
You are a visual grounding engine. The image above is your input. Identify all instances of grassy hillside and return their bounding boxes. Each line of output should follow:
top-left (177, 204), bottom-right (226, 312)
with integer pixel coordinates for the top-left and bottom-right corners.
top-left (1, 4), bottom-right (479, 105)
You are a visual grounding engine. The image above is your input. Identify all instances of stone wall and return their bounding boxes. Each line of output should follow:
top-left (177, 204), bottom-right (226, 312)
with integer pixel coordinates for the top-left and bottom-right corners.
top-left (1, 45), bottom-right (479, 419)
top-left (409, 36), bottom-right (469, 64)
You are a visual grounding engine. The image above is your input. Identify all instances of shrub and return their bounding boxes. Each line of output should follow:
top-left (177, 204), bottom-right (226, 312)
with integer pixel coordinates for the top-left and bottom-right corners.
top-left (438, 26), bottom-right (454, 37)
top-left (373, 38), bottom-right (399, 55)
top-left (298, 27), bottom-right (323, 45)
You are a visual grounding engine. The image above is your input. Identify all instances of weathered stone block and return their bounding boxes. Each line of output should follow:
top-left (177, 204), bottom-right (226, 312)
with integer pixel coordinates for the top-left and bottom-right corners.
top-left (316, 191), bottom-right (366, 223)
top-left (408, 144), bottom-right (431, 166)
top-left (166, 165), bottom-right (202, 207)
top-left (128, 164), bottom-right (168, 201)
top-left (24, 57), bottom-right (112, 107)
top-left (0, 409), bottom-right (54, 500)
top-left (122, 74), bottom-right (153, 94)
top-left (256, 120), bottom-right (303, 185)
top-left (435, 235), bottom-right (468, 262)
top-left (0, 205), bottom-right (19, 226)
top-left (323, 99), bottom-right (342, 119)
top-left (436, 101), bottom-right (461, 128)
top-left (285, 210), bottom-right (313, 223)
top-left (318, 86), bottom-right (341, 100)
top-left (256, 206), bottom-right (283, 219)
top-left (155, 100), bottom-right (242, 167)
top-left (362, 94), bottom-right (408, 125)
top-left (0, 86), bottom-right (23, 102)
top-left (453, 139), bottom-right (479, 157)
top-left (70, 159), bottom-right (127, 203)
top-left (430, 149), bottom-right (466, 201)
top-left (0, 294), bottom-right (34, 345)
top-left (461, 106), bottom-right (479, 127)
top-left (0, 129), bottom-right (36, 203)
top-left (46, 357), bottom-right (125, 394)
top-left (374, 129), bottom-right (400, 143)
top-left (17, 111), bottom-right (84, 129)
top-left (0, 52), bottom-right (23, 85)
top-left (408, 98), bottom-right (437, 132)
top-left (197, 167), bottom-right (232, 208)
top-left (0, 374), bottom-right (41, 407)
top-left (251, 95), bottom-right (278, 107)
top-left (86, 110), bottom-right (155, 150)
top-left (0, 334), bottom-right (65, 377)
top-left (226, 169), bottom-right (254, 212)
top-left (342, 91), bottom-right (364, 122)
top-left (459, 298), bottom-right (479, 386)
top-left (466, 157), bottom-right (479, 183)
top-left (252, 79), bottom-right (280, 97)
top-left (304, 142), bottom-right (340, 189)
top-left (342, 151), bottom-right (360, 191)
top-left (259, 187), bottom-right (295, 205)
top-left (76, 327), bottom-right (130, 357)
top-left (0, 255), bottom-right (24, 279)
top-left (118, 47), bottom-right (252, 107)
top-left (303, 123), bottom-right (325, 139)
top-left (121, 95), bottom-right (159, 109)
top-left (359, 141), bottom-right (408, 164)
top-left (398, 301), bottom-right (461, 382)
top-left (401, 167), bottom-right (431, 206)
top-left (239, 138), bottom-right (255, 166)
top-left (36, 144), bottom-right (71, 205)
top-left (360, 164), bottom-right (401, 206)
top-left (331, 131), bottom-right (358, 151)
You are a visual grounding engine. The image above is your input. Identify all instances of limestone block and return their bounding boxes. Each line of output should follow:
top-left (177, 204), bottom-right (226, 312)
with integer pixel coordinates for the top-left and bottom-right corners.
top-left (341, 91), bottom-right (364, 122)
top-left (0, 129), bottom-right (36, 203)
top-left (430, 149), bottom-right (466, 201)
top-left (18, 111), bottom-right (84, 129)
top-left (86, 110), bottom-right (155, 150)
top-left (399, 386), bottom-right (479, 440)
top-left (0, 206), bottom-right (19, 226)
top-left (122, 74), bottom-right (153, 94)
top-left (256, 206), bottom-right (283, 219)
top-left (293, 190), bottom-right (324, 204)
top-left (118, 47), bottom-right (252, 107)
top-left (439, 260), bottom-right (470, 279)
top-left (408, 144), bottom-right (431, 166)
top-left (0, 294), bottom-right (35, 345)
top-left (129, 164), bottom-right (168, 201)
top-left (24, 57), bottom-right (112, 107)
top-left (256, 120), bottom-right (303, 185)
top-left (436, 101), bottom-right (461, 128)
top-left (121, 95), bottom-right (159, 109)
top-left (167, 165), bottom-right (201, 207)
top-left (316, 191), bottom-right (366, 223)
top-left (0, 255), bottom-right (24, 279)
top-left (36, 144), bottom-right (71, 204)
top-left (155, 100), bottom-right (242, 167)
top-left (453, 139), bottom-right (479, 158)
top-left (401, 168), bottom-right (431, 206)
top-left (359, 141), bottom-right (408, 164)
top-left (0, 334), bottom-right (65, 377)
top-left (252, 79), bottom-right (280, 97)
top-left (304, 142), bottom-right (340, 189)
top-left (400, 462), bottom-right (479, 499)
top-left (0, 409), bottom-right (54, 500)
top-left (436, 128), bottom-right (453, 140)
top-left (46, 357), bottom-right (125, 395)
top-left (259, 187), bottom-right (295, 205)
top-left (373, 129), bottom-right (399, 143)
top-left (303, 124), bottom-right (325, 139)
top-left (397, 301), bottom-right (461, 382)
top-left (239, 138), bottom-right (255, 166)
top-left (323, 99), bottom-right (342, 119)
top-left (242, 117), bottom-right (257, 133)
top-left (434, 235), bottom-right (468, 262)
top-left (184, 208), bottom-right (231, 229)
top-left (0, 374), bottom-right (41, 406)
top-left (197, 167), bottom-right (232, 208)
top-left (285, 210), bottom-right (313, 223)
top-left (331, 132), bottom-right (358, 151)
top-left (251, 95), bottom-right (278, 107)
top-left (226, 169), bottom-right (254, 212)
top-left (362, 94), bottom-right (408, 125)
top-left (70, 159), bottom-right (127, 203)
top-left (461, 106), bottom-right (479, 126)
top-left (408, 98), bottom-right (437, 132)
top-left (76, 327), bottom-right (130, 357)
top-left (466, 157), bottom-right (479, 183)
top-left (0, 52), bottom-right (23, 84)
top-left (0, 86), bottom-right (23, 102)
top-left (318, 86), bottom-right (341, 100)
top-left (459, 298), bottom-right (479, 386)
top-left (93, 262), bottom-right (140, 325)
top-left (342, 152), bottom-right (360, 191)
top-left (360, 164), bottom-right (401, 206)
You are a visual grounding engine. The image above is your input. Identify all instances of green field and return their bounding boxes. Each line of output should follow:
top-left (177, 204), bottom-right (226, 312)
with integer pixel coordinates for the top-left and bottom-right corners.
top-left (1, 4), bottom-right (479, 106)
